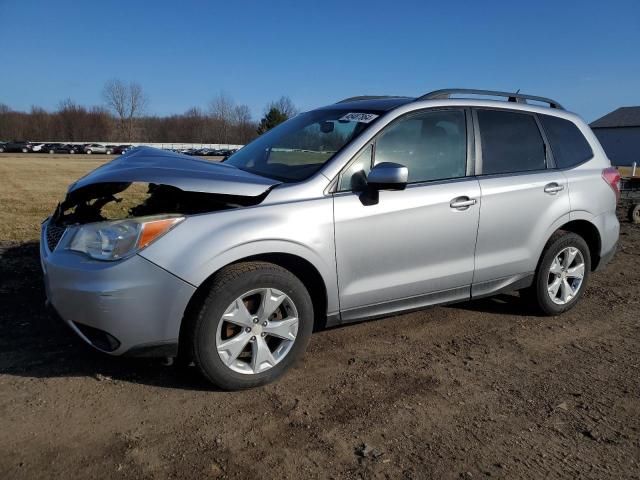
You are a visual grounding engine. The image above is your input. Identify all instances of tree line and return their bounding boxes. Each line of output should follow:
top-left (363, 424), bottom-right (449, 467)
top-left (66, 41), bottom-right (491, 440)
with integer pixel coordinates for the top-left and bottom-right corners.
top-left (0, 79), bottom-right (297, 144)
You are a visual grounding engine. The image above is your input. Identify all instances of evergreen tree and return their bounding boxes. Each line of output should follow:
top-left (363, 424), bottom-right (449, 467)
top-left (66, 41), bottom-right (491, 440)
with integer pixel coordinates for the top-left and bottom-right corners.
top-left (257, 107), bottom-right (289, 134)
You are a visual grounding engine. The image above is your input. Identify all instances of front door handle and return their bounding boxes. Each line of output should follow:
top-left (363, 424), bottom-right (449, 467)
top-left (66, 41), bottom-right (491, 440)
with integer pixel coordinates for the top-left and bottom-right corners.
top-left (450, 196), bottom-right (477, 210)
top-left (544, 182), bottom-right (565, 195)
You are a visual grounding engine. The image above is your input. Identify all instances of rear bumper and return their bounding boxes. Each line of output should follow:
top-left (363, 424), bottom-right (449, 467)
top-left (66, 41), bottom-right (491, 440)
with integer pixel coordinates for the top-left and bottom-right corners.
top-left (40, 223), bottom-right (196, 356)
top-left (595, 240), bottom-right (617, 271)
top-left (594, 211), bottom-right (619, 271)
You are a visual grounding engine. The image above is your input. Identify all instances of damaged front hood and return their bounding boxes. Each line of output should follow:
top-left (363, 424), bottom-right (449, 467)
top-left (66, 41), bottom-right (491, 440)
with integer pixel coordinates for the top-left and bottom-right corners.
top-left (68, 146), bottom-right (280, 197)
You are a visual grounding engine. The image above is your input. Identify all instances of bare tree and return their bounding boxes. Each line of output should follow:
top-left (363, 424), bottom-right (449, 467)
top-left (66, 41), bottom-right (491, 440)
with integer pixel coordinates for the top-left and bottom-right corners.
top-left (27, 106), bottom-right (52, 140)
top-left (208, 92), bottom-right (236, 144)
top-left (57, 98), bottom-right (83, 141)
top-left (268, 96), bottom-right (298, 119)
top-left (184, 107), bottom-right (209, 143)
top-left (0, 99), bottom-right (259, 145)
top-left (232, 104), bottom-right (254, 143)
top-left (102, 79), bottom-right (148, 141)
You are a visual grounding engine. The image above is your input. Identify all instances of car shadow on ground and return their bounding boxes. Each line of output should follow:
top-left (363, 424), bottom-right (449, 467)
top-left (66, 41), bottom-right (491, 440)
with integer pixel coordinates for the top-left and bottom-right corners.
top-left (449, 292), bottom-right (543, 317)
top-left (0, 240), bottom-right (540, 390)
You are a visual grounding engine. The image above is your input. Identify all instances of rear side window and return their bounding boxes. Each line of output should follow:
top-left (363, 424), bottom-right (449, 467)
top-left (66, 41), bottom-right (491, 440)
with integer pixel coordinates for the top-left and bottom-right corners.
top-left (477, 110), bottom-right (546, 175)
top-left (539, 114), bottom-right (593, 169)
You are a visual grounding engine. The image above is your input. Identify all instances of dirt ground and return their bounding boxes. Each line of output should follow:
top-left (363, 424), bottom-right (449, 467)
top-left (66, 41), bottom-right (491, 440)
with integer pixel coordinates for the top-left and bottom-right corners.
top-left (0, 154), bottom-right (639, 479)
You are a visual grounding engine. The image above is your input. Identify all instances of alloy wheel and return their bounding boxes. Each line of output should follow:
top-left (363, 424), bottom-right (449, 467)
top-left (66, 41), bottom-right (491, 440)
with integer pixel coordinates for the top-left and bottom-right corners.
top-left (547, 247), bottom-right (585, 305)
top-left (216, 288), bottom-right (299, 374)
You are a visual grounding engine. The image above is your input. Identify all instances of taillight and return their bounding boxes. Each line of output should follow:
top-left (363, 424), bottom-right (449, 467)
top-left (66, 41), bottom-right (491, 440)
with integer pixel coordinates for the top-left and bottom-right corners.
top-left (602, 167), bottom-right (621, 202)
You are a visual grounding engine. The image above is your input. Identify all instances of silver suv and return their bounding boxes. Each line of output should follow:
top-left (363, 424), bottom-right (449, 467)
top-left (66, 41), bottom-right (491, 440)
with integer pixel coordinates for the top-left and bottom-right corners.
top-left (84, 143), bottom-right (112, 154)
top-left (41, 89), bottom-right (620, 390)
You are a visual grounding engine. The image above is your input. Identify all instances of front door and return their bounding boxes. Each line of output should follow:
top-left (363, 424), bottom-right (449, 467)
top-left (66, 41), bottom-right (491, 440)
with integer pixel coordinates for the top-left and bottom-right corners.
top-left (333, 108), bottom-right (481, 321)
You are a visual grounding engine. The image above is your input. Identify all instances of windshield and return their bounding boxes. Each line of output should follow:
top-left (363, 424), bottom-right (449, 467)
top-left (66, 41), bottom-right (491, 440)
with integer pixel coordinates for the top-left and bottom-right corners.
top-left (225, 109), bottom-right (381, 182)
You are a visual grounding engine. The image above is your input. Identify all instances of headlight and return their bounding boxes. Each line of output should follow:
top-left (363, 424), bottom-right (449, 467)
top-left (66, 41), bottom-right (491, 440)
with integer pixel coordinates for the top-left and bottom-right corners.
top-left (68, 215), bottom-right (184, 261)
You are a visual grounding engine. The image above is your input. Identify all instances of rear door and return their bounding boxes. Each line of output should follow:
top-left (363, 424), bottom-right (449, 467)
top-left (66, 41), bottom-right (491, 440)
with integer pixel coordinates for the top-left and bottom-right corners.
top-left (333, 108), bottom-right (481, 320)
top-left (472, 108), bottom-right (570, 294)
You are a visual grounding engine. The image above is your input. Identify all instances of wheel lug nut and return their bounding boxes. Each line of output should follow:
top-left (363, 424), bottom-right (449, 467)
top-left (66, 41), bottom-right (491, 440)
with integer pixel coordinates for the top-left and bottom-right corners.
top-left (253, 317), bottom-right (259, 324)
top-left (262, 321), bottom-right (268, 327)
top-left (261, 332), bottom-right (266, 337)
top-left (245, 327), bottom-right (251, 333)
top-left (251, 336), bottom-right (256, 341)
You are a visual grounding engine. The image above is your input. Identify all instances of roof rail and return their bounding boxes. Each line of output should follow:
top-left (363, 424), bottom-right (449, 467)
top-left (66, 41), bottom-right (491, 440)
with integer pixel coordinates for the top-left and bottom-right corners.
top-left (417, 89), bottom-right (564, 110)
top-left (335, 95), bottom-right (411, 104)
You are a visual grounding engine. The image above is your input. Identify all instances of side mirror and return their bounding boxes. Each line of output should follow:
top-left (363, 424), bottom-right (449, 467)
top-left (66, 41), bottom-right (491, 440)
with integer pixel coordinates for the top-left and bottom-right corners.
top-left (367, 162), bottom-right (408, 190)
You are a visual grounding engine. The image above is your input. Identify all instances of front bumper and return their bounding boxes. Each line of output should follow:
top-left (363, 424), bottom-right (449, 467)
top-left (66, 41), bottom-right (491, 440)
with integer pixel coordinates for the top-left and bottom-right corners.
top-left (40, 221), bottom-right (196, 356)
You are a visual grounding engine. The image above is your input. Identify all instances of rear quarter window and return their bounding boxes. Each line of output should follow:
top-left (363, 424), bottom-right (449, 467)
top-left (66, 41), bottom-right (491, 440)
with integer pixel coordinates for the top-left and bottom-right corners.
top-left (477, 110), bottom-right (546, 175)
top-left (538, 114), bottom-right (593, 169)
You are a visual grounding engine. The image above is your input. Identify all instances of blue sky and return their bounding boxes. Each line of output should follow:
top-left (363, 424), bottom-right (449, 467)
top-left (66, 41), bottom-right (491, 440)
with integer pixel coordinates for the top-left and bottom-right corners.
top-left (1, 0), bottom-right (639, 122)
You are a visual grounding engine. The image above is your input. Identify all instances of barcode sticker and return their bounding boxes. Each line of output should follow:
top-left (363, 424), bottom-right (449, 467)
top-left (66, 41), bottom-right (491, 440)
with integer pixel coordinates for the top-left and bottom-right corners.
top-left (339, 112), bottom-right (379, 123)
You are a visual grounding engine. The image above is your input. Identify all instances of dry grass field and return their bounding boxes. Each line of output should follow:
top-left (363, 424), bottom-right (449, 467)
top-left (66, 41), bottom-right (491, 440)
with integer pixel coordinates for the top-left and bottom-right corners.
top-left (0, 154), bottom-right (639, 479)
top-left (0, 154), bottom-right (111, 241)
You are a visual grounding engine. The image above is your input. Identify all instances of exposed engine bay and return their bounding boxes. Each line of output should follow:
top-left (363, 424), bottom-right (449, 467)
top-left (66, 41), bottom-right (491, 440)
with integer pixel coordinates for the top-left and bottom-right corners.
top-left (51, 182), bottom-right (269, 227)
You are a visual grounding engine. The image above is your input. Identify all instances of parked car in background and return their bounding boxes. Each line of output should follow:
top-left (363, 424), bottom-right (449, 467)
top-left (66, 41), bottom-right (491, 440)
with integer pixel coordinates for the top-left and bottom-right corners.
top-left (39, 143), bottom-right (61, 153)
top-left (83, 143), bottom-right (111, 154)
top-left (0, 141), bottom-right (32, 153)
top-left (31, 143), bottom-right (46, 152)
top-left (47, 143), bottom-right (82, 154)
top-left (112, 145), bottom-right (132, 154)
top-left (222, 149), bottom-right (237, 160)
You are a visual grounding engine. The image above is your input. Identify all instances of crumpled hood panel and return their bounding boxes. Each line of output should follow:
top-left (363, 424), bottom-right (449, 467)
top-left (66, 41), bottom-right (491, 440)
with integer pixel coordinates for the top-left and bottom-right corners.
top-left (68, 147), bottom-right (279, 197)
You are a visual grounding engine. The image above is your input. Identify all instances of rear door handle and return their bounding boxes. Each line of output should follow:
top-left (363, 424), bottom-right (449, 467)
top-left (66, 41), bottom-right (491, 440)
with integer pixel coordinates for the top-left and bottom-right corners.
top-left (450, 196), bottom-right (477, 210)
top-left (544, 182), bottom-right (565, 195)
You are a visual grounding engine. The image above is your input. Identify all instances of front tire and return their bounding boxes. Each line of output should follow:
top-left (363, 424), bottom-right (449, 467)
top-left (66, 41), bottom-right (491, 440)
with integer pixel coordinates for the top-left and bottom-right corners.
top-left (188, 262), bottom-right (314, 390)
top-left (86, 150), bottom-right (92, 154)
top-left (526, 231), bottom-right (591, 316)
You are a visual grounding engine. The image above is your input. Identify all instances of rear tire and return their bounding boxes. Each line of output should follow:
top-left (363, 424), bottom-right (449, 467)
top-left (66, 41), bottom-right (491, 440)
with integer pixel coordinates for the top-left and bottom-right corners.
top-left (525, 231), bottom-right (591, 316)
top-left (629, 204), bottom-right (640, 224)
top-left (187, 261), bottom-right (314, 390)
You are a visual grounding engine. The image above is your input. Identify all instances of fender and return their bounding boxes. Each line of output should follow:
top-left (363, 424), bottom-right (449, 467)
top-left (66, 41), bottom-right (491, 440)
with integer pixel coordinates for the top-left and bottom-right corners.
top-left (139, 197), bottom-right (339, 314)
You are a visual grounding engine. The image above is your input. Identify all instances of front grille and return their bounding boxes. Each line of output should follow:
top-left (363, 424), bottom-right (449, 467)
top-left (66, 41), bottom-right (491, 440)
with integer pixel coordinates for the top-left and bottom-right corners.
top-left (46, 224), bottom-right (66, 251)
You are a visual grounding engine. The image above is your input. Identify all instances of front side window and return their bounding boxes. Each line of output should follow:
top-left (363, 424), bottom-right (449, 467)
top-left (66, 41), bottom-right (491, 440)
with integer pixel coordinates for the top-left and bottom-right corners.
top-left (373, 110), bottom-right (467, 183)
top-left (538, 114), bottom-right (593, 169)
top-left (477, 110), bottom-right (546, 175)
top-left (226, 109), bottom-right (381, 182)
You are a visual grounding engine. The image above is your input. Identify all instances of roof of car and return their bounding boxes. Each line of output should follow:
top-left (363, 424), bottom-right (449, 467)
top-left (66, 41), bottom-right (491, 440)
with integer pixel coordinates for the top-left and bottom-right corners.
top-left (326, 89), bottom-right (567, 114)
top-left (590, 106), bottom-right (640, 128)
top-left (322, 96), bottom-right (415, 111)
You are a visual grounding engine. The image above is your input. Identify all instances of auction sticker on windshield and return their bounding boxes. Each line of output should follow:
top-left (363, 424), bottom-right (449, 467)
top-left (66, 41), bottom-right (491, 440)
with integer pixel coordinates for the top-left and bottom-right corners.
top-left (339, 112), bottom-right (379, 123)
